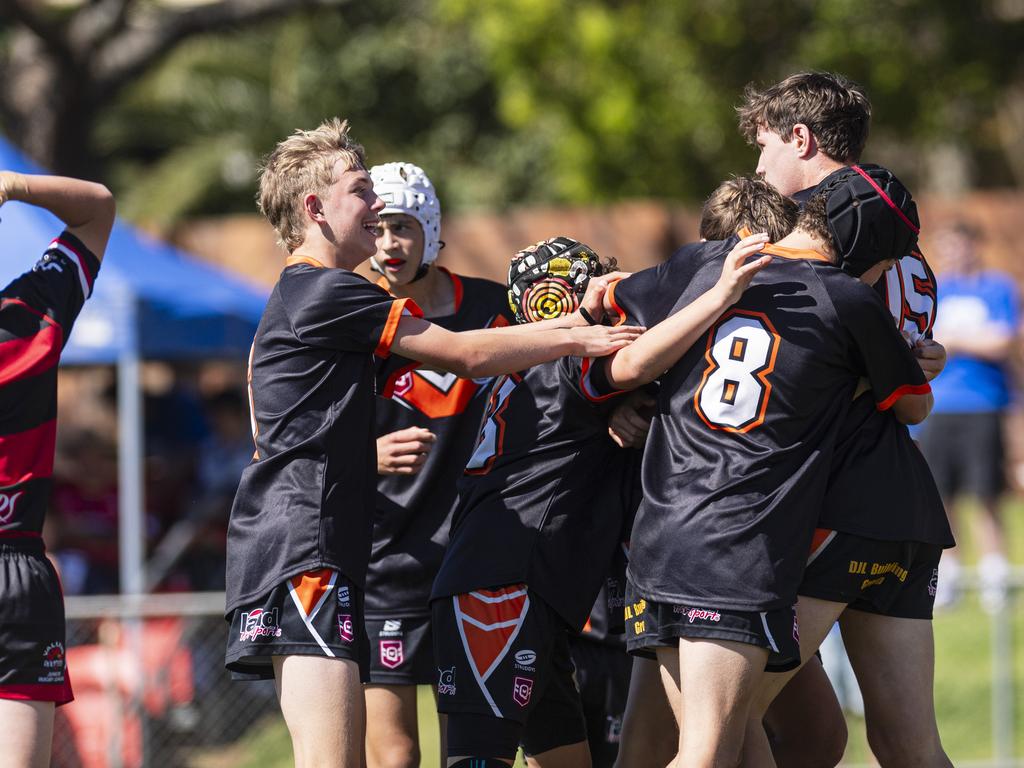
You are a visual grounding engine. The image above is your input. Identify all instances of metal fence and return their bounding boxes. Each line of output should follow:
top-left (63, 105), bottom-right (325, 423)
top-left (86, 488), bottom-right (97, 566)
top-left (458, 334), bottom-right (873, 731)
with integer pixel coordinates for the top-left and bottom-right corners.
top-left (52, 574), bottom-right (1023, 768)
top-left (53, 592), bottom-right (279, 768)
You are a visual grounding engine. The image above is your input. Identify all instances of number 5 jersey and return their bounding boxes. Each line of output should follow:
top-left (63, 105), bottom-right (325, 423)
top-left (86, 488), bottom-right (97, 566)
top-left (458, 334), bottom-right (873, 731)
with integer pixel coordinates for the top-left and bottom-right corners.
top-left (603, 237), bottom-right (930, 613)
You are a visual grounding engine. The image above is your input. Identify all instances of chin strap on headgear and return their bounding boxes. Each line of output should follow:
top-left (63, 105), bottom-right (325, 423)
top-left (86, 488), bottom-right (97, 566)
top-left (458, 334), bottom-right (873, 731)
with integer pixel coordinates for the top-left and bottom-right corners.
top-left (507, 236), bottom-right (603, 324)
top-left (370, 162), bottom-right (442, 281)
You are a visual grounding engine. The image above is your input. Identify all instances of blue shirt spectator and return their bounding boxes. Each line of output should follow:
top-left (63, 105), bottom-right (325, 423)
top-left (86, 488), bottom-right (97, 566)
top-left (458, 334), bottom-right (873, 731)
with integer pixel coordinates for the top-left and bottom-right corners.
top-left (930, 270), bottom-right (1018, 412)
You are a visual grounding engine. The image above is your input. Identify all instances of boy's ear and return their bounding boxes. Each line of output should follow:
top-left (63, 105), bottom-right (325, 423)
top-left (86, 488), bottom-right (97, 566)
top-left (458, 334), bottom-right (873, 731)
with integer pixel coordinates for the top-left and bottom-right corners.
top-left (303, 193), bottom-right (324, 222)
top-left (791, 123), bottom-right (816, 158)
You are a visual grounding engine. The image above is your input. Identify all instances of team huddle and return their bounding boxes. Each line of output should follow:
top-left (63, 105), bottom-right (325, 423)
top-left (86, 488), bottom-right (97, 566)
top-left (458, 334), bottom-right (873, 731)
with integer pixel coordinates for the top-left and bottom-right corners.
top-left (0, 71), bottom-right (954, 768)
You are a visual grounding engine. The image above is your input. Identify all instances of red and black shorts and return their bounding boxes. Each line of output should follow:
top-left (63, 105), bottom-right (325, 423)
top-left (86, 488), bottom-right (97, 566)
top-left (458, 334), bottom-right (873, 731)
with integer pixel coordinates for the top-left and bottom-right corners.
top-left (431, 585), bottom-right (586, 753)
top-left (0, 539), bottom-right (73, 705)
top-left (365, 614), bottom-right (435, 685)
top-left (799, 529), bottom-right (942, 619)
top-left (623, 579), bottom-right (801, 672)
top-left (225, 568), bottom-right (369, 680)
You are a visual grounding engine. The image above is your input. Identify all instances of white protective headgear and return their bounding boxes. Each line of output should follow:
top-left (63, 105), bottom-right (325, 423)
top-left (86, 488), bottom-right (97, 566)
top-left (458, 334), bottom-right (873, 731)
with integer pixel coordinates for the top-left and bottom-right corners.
top-left (370, 162), bottom-right (442, 272)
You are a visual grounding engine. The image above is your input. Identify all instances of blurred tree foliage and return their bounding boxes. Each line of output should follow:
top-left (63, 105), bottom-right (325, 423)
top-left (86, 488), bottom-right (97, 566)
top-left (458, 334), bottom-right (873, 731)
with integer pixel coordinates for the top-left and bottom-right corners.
top-left (2, 0), bottom-right (1022, 230)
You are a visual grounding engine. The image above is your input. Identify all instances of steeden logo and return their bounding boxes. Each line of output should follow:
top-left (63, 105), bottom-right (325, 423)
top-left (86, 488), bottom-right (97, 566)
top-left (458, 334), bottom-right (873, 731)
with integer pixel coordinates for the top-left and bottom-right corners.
top-left (337, 585), bottom-right (351, 608)
top-left (514, 650), bottom-right (537, 666)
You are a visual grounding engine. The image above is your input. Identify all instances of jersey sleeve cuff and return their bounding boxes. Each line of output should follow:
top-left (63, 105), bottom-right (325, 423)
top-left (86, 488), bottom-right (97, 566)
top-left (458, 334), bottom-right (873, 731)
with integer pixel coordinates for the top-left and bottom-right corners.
top-left (876, 382), bottom-right (931, 411)
top-left (605, 279), bottom-right (627, 327)
top-left (375, 297), bottom-right (423, 358)
top-left (49, 231), bottom-right (100, 299)
top-left (580, 357), bottom-right (626, 403)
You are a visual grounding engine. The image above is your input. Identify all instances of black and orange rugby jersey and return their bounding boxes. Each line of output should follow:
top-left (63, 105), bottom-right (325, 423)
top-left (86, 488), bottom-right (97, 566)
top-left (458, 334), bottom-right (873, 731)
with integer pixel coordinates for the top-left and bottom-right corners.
top-left (366, 270), bottom-right (513, 618)
top-left (601, 236), bottom-right (930, 612)
top-left (0, 231), bottom-right (99, 537)
top-left (225, 260), bottom-right (421, 615)
top-left (797, 179), bottom-right (949, 547)
top-left (430, 355), bottom-right (632, 631)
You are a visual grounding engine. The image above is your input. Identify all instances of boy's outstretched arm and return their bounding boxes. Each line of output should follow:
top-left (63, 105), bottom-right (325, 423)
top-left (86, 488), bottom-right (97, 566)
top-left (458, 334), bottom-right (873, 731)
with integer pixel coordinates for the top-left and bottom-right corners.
top-left (390, 270), bottom-right (643, 377)
top-left (603, 232), bottom-right (771, 391)
top-left (0, 171), bottom-right (116, 260)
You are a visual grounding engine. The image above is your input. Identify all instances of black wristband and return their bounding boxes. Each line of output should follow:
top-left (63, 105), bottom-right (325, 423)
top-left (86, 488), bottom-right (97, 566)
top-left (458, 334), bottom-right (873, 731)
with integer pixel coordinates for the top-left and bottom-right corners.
top-left (579, 306), bottom-right (599, 326)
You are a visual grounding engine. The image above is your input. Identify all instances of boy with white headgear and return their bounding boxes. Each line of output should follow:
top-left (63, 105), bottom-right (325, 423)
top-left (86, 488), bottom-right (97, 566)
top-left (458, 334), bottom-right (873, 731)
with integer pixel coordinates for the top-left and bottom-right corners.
top-left (363, 161), bottom-right (516, 768)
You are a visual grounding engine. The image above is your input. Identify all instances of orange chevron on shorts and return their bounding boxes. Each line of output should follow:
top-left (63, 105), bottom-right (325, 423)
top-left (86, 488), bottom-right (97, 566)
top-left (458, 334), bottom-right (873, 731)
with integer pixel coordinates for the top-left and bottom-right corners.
top-left (289, 569), bottom-right (336, 618)
top-left (455, 585), bottom-right (529, 679)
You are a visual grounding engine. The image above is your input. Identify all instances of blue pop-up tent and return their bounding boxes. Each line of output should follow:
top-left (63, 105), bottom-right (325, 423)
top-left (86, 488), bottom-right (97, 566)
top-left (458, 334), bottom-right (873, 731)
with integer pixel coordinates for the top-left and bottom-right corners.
top-left (0, 136), bottom-right (269, 594)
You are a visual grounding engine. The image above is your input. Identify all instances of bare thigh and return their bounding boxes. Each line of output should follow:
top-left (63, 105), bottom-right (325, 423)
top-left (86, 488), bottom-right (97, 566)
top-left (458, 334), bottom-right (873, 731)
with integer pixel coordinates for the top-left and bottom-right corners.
top-left (0, 698), bottom-right (54, 768)
top-left (275, 655), bottom-right (365, 768)
top-left (614, 656), bottom-right (677, 768)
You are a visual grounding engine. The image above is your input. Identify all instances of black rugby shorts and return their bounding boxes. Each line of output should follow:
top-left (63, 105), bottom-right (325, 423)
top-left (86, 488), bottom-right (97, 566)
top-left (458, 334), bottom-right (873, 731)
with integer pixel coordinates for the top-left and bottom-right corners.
top-left (225, 568), bottom-right (368, 680)
top-left (432, 584), bottom-right (586, 753)
top-left (566, 637), bottom-right (631, 767)
top-left (0, 539), bottom-right (73, 704)
top-left (365, 615), bottom-right (435, 685)
top-left (623, 579), bottom-right (800, 671)
top-left (799, 529), bottom-right (941, 619)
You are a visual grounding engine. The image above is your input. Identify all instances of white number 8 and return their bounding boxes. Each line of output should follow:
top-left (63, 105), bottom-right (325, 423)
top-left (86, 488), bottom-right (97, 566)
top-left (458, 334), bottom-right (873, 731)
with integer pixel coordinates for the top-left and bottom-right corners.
top-left (695, 310), bottom-right (780, 433)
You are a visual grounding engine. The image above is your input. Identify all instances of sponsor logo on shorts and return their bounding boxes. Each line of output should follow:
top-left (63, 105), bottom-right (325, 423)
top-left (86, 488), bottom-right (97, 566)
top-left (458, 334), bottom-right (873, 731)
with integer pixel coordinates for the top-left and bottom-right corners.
top-left (240, 608), bottom-right (283, 641)
top-left (673, 606), bottom-right (722, 624)
top-left (0, 490), bottom-right (25, 523)
top-left (38, 641), bottom-right (66, 683)
top-left (513, 676), bottom-right (533, 708)
top-left (337, 585), bottom-right (351, 608)
top-left (928, 568), bottom-right (938, 597)
top-left (606, 714), bottom-right (623, 743)
top-left (338, 614), bottom-right (354, 643)
top-left (42, 642), bottom-right (65, 670)
top-left (381, 619), bottom-right (402, 636)
top-left (514, 649), bottom-right (537, 672)
top-left (438, 666), bottom-right (456, 695)
top-left (380, 639), bottom-right (404, 669)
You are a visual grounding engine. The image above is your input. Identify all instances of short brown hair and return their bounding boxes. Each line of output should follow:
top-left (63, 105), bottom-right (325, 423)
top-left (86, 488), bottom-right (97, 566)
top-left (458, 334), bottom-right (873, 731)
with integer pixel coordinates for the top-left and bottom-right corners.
top-left (795, 193), bottom-right (837, 262)
top-left (700, 176), bottom-right (799, 242)
top-left (258, 118), bottom-right (367, 252)
top-left (737, 72), bottom-right (871, 164)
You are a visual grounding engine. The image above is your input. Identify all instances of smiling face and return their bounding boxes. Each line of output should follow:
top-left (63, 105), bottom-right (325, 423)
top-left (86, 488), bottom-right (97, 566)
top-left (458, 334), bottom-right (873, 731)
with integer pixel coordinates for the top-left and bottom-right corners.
top-left (755, 125), bottom-right (808, 198)
top-left (374, 213), bottom-right (426, 286)
top-left (318, 159), bottom-right (385, 269)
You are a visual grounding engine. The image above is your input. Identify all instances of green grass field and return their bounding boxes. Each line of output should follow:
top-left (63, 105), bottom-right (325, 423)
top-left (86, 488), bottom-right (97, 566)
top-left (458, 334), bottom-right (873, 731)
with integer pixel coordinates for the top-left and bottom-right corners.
top-left (208, 500), bottom-right (1024, 767)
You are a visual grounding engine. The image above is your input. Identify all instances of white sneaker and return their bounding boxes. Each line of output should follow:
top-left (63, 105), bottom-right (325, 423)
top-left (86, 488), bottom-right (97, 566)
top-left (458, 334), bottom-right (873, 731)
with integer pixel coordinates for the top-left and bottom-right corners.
top-left (933, 554), bottom-right (961, 610)
top-left (978, 553), bottom-right (1010, 613)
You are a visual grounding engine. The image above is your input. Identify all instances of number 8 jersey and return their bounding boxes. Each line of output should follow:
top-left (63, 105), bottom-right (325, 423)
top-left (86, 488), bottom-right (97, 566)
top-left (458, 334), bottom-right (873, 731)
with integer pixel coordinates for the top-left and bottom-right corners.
top-left (605, 237), bottom-right (930, 613)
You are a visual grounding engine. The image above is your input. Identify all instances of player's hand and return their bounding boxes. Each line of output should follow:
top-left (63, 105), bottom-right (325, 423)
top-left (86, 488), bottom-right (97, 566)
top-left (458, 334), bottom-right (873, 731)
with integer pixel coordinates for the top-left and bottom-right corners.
top-left (608, 390), bottom-right (656, 448)
top-left (580, 271), bottom-right (630, 325)
top-left (569, 323), bottom-right (644, 357)
top-left (0, 171), bottom-right (27, 208)
top-left (713, 232), bottom-right (772, 306)
top-left (914, 338), bottom-right (947, 381)
top-left (376, 427), bottom-right (436, 475)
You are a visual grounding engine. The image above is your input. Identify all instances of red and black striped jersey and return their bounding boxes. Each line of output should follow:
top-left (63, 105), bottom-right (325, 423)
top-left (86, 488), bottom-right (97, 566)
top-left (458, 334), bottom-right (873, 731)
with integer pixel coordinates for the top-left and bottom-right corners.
top-left (430, 355), bottom-right (633, 631)
top-left (225, 260), bottom-right (420, 616)
top-left (0, 231), bottom-right (99, 537)
top-left (365, 270), bottom-right (513, 618)
top-left (602, 237), bottom-right (930, 613)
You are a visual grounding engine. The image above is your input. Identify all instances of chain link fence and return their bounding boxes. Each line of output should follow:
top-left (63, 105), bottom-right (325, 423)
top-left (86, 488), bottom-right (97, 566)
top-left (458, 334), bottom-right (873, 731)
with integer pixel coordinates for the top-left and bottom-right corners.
top-left (52, 593), bottom-right (279, 768)
top-left (49, 576), bottom-right (1024, 767)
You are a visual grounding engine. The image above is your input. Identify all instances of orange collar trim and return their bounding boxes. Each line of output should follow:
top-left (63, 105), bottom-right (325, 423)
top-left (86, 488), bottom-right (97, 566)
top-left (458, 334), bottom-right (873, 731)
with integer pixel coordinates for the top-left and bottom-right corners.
top-left (286, 255), bottom-right (326, 269)
top-left (736, 226), bottom-right (830, 264)
top-left (760, 242), bottom-right (832, 263)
